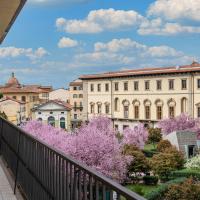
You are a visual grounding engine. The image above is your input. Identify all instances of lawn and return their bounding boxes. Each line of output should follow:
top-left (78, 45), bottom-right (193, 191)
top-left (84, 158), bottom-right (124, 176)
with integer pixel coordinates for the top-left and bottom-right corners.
top-left (144, 143), bottom-right (157, 151)
top-left (126, 184), bottom-right (159, 196)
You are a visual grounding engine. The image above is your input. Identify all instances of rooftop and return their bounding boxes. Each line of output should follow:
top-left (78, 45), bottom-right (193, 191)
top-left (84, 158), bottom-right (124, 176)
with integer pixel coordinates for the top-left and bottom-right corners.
top-left (0, 73), bottom-right (52, 94)
top-left (80, 62), bottom-right (200, 80)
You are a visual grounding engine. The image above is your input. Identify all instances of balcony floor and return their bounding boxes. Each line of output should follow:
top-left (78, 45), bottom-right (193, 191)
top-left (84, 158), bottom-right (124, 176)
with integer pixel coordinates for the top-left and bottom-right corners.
top-left (0, 163), bottom-right (16, 200)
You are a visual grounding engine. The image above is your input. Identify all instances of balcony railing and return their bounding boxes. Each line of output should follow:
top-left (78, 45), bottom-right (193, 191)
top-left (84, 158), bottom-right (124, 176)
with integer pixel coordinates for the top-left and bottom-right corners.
top-left (0, 117), bottom-right (145, 200)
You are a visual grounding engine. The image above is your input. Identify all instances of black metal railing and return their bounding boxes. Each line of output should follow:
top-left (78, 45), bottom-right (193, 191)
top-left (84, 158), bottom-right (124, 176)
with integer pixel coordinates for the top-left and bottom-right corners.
top-left (0, 117), bottom-right (145, 200)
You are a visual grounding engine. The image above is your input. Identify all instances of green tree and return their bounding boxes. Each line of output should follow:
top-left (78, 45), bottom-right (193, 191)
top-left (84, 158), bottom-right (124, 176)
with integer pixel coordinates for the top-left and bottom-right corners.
top-left (0, 93), bottom-right (3, 99)
top-left (148, 128), bottom-right (162, 148)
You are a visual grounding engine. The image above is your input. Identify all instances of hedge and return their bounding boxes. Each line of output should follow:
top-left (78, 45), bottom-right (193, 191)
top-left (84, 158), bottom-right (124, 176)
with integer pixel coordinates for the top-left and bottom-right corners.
top-left (170, 169), bottom-right (200, 180)
top-left (145, 177), bottom-right (186, 200)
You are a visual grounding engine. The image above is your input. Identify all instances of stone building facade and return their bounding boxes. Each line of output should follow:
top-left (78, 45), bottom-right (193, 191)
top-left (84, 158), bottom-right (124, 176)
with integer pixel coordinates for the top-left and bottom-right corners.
top-left (80, 62), bottom-right (200, 132)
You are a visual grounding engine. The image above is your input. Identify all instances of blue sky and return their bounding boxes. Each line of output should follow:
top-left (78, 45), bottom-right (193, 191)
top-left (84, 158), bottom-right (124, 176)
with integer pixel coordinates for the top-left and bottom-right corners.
top-left (1, 0), bottom-right (200, 88)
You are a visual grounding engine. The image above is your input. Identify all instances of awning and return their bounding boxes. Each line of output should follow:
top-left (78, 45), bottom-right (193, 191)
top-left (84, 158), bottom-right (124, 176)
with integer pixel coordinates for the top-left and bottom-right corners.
top-left (0, 0), bottom-right (26, 44)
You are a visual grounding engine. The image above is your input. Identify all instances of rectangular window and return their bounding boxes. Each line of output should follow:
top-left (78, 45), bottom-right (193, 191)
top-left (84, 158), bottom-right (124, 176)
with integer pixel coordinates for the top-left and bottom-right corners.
top-left (105, 83), bottom-right (109, 92)
top-left (124, 106), bottom-right (129, 118)
top-left (74, 114), bottom-right (77, 119)
top-left (114, 82), bottom-right (119, 91)
top-left (145, 106), bottom-right (150, 120)
top-left (90, 84), bottom-right (94, 92)
top-left (134, 106), bottom-right (139, 119)
top-left (90, 104), bottom-right (94, 113)
top-left (73, 87), bottom-right (77, 90)
top-left (181, 79), bottom-right (187, 90)
top-left (79, 94), bottom-right (83, 98)
top-left (169, 106), bottom-right (175, 118)
top-left (124, 82), bottom-right (128, 91)
top-left (134, 81), bottom-right (139, 91)
top-left (97, 84), bottom-right (101, 92)
top-left (145, 81), bottom-right (150, 90)
top-left (157, 106), bottom-right (162, 120)
top-left (105, 105), bottom-right (110, 114)
top-left (156, 80), bottom-right (162, 90)
top-left (169, 79), bottom-right (174, 90)
top-left (197, 79), bottom-right (200, 89)
top-left (97, 104), bottom-right (102, 113)
top-left (198, 107), bottom-right (200, 118)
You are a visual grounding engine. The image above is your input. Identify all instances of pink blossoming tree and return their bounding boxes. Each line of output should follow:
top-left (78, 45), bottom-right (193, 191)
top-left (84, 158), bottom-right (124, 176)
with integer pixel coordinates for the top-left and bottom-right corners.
top-left (158, 113), bottom-right (200, 138)
top-left (22, 116), bottom-right (148, 182)
top-left (122, 123), bottom-right (148, 149)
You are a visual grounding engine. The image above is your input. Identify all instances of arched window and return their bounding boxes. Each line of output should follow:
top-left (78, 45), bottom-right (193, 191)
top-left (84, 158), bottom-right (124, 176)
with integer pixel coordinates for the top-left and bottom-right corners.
top-left (168, 99), bottom-right (176, 118)
top-left (114, 98), bottom-right (119, 112)
top-left (48, 116), bottom-right (55, 127)
top-left (122, 100), bottom-right (130, 118)
top-left (181, 97), bottom-right (187, 113)
top-left (155, 99), bottom-right (164, 120)
top-left (60, 117), bottom-right (65, 129)
top-left (133, 99), bottom-right (140, 119)
top-left (144, 99), bottom-right (151, 120)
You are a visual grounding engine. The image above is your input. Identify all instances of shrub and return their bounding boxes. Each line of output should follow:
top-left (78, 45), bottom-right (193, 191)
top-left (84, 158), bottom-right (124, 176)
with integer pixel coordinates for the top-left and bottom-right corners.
top-left (185, 154), bottom-right (200, 169)
top-left (143, 176), bottom-right (158, 185)
top-left (165, 147), bottom-right (185, 169)
top-left (157, 139), bottom-right (172, 152)
top-left (123, 145), bottom-right (150, 177)
top-left (145, 177), bottom-right (186, 200)
top-left (164, 178), bottom-right (200, 200)
top-left (151, 152), bottom-right (177, 180)
top-left (148, 128), bottom-right (162, 147)
top-left (151, 147), bottom-right (184, 180)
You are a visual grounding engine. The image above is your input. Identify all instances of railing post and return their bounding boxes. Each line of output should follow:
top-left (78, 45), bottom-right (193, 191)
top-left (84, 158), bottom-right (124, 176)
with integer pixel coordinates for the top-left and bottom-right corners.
top-left (14, 131), bottom-right (21, 194)
top-left (0, 118), bottom-right (4, 155)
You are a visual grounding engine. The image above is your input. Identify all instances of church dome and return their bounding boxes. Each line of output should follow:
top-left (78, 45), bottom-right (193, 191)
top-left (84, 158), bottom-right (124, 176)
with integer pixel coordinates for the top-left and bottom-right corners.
top-left (7, 73), bottom-right (20, 87)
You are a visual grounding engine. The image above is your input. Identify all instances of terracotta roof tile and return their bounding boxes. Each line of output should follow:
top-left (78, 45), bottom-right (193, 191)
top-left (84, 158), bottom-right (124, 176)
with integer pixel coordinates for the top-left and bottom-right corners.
top-left (80, 63), bottom-right (200, 80)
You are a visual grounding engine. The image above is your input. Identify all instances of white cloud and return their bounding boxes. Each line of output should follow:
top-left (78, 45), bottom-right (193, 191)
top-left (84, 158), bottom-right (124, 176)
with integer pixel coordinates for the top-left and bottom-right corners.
top-left (138, 18), bottom-right (200, 35)
top-left (58, 37), bottom-right (78, 48)
top-left (56, 8), bottom-right (145, 34)
top-left (148, 0), bottom-right (200, 21)
top-left (0, 47), bottom-right (48, 60)
top-left (72, 38), bottom-right (194, 68)
top-left (94, 38), bottom-right (146, 52)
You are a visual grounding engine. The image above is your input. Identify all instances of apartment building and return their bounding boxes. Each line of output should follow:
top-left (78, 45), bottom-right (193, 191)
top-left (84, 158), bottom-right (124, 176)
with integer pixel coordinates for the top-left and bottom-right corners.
top-left (80, 62), bottom-right (200, 132)
top-left (0, 73), bottom-right (52, 119)
top-left (69, 79), bottom-right (83, 129)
